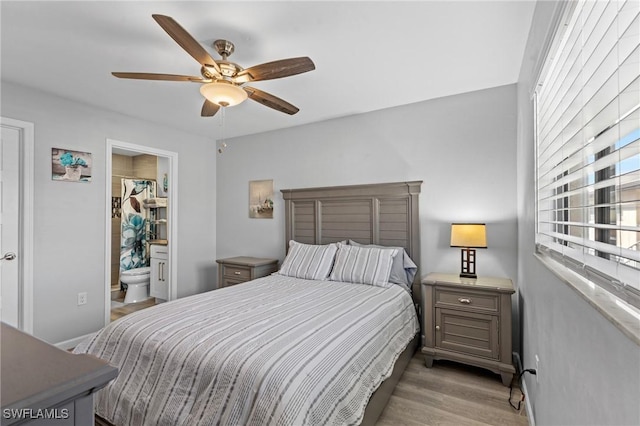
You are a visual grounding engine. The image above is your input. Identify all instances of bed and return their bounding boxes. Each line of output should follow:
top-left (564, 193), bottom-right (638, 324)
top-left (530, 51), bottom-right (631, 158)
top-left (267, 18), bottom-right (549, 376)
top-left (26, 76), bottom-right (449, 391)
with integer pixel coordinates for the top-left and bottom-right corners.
top-left (75, 181), bottom-right (423, 426)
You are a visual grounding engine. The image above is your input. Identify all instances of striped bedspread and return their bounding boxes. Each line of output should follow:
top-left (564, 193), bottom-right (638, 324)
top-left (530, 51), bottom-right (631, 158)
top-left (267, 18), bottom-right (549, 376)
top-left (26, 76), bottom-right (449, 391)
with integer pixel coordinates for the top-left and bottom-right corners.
top-left (74, 275), bottom-right (419, 425)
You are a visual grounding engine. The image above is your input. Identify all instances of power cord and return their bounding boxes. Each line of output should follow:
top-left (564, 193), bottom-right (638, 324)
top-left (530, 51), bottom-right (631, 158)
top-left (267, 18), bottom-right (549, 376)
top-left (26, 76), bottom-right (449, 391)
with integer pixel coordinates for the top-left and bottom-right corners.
top-left (509, 368), bottom-right (536, 411)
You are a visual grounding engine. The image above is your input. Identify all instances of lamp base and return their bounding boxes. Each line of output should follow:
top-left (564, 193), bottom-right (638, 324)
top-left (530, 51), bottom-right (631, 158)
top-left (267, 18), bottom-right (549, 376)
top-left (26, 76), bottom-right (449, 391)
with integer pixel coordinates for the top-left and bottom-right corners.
top-left (459, 248), bottom-right (477, 279)
top-left (459, 272), bottom-right (477, 279)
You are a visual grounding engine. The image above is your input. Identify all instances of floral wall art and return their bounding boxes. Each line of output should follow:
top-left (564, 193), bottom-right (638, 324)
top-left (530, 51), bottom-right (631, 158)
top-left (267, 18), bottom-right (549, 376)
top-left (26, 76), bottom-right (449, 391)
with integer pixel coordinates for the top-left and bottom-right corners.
top-left (249, 179), bottom-right (274, 219)
top-left (52, 148), bottom-right (92, 182)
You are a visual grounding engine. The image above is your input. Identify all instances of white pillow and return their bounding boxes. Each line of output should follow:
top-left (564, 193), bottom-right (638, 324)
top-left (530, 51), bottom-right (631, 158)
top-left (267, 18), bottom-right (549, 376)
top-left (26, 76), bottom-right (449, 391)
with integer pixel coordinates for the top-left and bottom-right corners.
top-left (278, 240), bottom-right (338, 280)
top-left (329, 243), bottom-right (398, 288)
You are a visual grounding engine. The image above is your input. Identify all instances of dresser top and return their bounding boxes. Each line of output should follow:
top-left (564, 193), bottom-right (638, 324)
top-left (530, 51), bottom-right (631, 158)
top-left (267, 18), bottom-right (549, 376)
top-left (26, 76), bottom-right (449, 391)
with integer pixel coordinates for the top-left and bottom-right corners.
top-left (216, 256), bottom-right (279, 267)
top-left (422, 272), bottom-right (514, 293)
top-left (1, 323), bottom-right (118, 410)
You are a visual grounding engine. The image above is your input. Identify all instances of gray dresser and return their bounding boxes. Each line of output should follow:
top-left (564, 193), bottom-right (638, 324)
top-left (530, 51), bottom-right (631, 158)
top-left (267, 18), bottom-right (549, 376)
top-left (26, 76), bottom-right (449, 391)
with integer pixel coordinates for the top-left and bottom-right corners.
top-left (421, 273), bottom-right (516, 385)
top-left (1, 323), bottom-right (118, 425)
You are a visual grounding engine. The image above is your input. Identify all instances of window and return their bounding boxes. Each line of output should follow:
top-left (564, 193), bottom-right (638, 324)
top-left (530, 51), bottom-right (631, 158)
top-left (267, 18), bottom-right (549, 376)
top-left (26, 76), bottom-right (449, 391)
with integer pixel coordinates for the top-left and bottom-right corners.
top-left (535, 0), bottom-right (640, 308)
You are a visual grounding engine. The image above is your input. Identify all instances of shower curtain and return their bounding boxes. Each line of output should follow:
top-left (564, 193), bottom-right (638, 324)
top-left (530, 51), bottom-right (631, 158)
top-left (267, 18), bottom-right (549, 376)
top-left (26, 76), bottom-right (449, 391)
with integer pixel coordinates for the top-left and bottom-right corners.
top-left (120, 179), bottom-right (156, 289)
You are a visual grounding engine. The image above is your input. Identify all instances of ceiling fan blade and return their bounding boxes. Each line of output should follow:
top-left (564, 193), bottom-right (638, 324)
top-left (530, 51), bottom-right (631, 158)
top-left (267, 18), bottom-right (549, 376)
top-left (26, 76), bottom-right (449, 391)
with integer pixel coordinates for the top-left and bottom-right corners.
top-left (112, 72), bottom-right (206, 82)
top-left (201, 100), bottom-right (221, 117)
top-left (243, 86), bottom-right (300, 115)
top-left (151, 14), bottom-right (222, 76)
top-left (234, 57), bottom-right (315, 83)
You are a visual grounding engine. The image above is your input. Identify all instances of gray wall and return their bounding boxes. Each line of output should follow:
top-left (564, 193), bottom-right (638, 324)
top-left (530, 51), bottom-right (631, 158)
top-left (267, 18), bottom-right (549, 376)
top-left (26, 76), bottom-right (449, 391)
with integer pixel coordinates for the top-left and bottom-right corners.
top-left (516, 2), bottom-right (640, 425)
top-left (217, 84), bottom-right (518, 300)
top-left (1, 81), bottom-right (218, 344)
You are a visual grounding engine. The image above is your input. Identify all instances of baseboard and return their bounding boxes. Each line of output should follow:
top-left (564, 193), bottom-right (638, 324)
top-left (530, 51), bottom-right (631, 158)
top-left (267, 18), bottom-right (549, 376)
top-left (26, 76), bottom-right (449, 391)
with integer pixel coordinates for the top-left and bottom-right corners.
top-left (55, 332), bottom-right (95, 351)
top-left (513, 352), bottom-right (536, 426)
top-left (522, 373), bottom-right (535, 426)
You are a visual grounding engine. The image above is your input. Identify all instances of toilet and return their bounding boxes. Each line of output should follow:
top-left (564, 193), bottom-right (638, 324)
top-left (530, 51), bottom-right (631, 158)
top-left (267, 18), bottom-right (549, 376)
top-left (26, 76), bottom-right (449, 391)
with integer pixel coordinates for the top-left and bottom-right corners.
top-left (121, 266), bottom-right (151, 304)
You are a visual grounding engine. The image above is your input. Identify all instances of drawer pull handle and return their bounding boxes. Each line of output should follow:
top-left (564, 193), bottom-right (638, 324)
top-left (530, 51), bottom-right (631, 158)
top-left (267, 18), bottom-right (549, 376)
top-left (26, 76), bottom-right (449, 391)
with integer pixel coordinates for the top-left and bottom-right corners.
top-left (234, 271), bottom-right (242, 275)
top-left (435, 325), bottom-right (440, 331)
top-left (458, 298), bottom-right (472, 304)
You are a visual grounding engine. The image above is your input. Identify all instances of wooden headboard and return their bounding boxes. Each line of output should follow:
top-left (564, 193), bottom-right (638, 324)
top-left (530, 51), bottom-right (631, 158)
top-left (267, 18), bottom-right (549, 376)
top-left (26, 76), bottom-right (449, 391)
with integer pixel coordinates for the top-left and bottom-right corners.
top-left (281, 181), bottom-right (422, 285)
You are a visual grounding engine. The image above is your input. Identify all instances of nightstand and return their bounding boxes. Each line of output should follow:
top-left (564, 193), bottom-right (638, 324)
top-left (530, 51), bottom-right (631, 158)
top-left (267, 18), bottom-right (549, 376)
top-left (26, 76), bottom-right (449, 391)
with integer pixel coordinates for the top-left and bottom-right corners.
top-left (421, 272), bottom-right (515, 385)
top-left (216, 256), bottom-right (279, 288)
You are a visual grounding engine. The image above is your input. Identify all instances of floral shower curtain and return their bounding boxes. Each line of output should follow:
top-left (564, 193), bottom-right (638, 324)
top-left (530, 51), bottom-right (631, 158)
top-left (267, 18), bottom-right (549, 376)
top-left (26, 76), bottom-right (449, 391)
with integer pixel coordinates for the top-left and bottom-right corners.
top-left (120, 179), bottom-right (156, 279)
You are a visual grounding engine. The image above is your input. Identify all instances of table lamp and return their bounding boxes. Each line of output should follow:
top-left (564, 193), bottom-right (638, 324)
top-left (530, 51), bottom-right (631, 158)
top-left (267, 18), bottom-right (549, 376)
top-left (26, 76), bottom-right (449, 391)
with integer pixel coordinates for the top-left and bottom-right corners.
top-left (450, 223), bottom-right (487, 279)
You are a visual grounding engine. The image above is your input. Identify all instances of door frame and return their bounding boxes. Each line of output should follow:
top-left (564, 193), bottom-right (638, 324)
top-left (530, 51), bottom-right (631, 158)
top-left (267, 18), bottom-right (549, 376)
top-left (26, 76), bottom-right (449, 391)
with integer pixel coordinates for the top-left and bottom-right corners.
top-left (0, 117), bottom-right (34, 333)
top-left (105, 138), bottom-right (178, 326)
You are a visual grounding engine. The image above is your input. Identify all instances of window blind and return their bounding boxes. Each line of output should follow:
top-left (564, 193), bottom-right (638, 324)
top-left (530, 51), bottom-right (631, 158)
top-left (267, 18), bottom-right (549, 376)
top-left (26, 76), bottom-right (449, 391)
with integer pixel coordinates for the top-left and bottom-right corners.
top-left (535, 0), bottom-right (640, 307)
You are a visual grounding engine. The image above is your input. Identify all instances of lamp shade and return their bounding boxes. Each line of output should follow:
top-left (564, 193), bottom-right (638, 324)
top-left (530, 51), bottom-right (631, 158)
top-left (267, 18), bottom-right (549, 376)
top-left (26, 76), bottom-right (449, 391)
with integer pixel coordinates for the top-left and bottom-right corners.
top-left (450, 223), bottom-right (487, 248)
top-left (200, 81), bottom-right (248, 107)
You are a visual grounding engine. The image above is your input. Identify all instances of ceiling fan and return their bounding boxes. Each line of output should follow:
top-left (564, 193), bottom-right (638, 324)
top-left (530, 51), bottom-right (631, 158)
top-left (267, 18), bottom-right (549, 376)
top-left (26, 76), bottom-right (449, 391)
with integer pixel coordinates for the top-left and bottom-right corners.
top-left (112, 14), bottom-right (315, 117)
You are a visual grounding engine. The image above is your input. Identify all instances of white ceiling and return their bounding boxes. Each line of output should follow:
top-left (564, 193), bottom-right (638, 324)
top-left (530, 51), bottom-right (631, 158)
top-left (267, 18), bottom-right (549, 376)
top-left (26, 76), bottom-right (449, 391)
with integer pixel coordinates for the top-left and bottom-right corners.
top-left (1, 1), bottom-right (536, 140)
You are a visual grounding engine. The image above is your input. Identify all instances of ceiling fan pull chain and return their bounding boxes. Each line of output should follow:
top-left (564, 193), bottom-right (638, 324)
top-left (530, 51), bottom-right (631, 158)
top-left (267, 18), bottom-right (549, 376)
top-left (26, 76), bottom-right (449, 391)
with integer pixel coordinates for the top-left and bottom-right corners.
top-left (218, 107), bottom-right (227, 154)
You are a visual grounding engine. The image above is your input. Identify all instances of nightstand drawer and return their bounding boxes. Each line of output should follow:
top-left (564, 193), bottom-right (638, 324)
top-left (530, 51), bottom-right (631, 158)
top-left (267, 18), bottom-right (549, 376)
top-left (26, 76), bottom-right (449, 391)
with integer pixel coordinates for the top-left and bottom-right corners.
top-left (223, 265), bottom-right (251, 280)
top-left (435, 288), bottom-right (499, 313)
top-left (221, 277), bottom-right (245, 287)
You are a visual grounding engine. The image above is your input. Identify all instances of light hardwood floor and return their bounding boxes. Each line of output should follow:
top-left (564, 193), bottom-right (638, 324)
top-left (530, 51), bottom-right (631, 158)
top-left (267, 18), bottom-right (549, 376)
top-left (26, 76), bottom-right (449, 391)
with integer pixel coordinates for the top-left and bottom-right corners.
top-left (109, 301), bottom-right (528, 425)
top-left (110, 290), bottom-right (156, 322)
top-left (377, 355), bottom-right (528, 426)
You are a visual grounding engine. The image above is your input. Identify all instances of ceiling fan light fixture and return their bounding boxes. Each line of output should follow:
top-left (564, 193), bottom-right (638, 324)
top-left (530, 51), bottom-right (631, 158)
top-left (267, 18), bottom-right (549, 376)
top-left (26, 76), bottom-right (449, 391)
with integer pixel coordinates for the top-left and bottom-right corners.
top-left (113, 16), bottom-right (314, 117)
top-left (200, 81), bottom-right (247, 107)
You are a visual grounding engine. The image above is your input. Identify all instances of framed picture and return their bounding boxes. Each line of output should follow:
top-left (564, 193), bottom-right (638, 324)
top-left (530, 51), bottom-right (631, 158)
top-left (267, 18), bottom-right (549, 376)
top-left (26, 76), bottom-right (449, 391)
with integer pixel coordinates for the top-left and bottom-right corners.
top-left (249, 179), bottom-right (274, 219)
top-left (52, 148), bottom-right (92, 182)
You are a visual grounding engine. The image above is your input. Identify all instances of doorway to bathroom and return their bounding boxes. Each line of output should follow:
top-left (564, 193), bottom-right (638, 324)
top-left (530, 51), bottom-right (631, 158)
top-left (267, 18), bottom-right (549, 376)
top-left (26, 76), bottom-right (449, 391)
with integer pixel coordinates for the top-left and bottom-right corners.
top-left (104, 139), bottom-right (178, 326)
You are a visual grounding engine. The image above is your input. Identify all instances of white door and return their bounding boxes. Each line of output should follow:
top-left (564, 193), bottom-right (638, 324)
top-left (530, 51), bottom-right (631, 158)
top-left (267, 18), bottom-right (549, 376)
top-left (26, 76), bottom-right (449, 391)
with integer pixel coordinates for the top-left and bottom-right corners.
top-left (0, 125), bottom-right (20, 327)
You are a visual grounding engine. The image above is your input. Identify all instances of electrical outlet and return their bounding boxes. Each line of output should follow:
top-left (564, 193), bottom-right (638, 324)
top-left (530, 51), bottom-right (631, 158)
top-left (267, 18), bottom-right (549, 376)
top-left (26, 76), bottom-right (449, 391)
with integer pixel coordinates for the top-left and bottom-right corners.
top-left (535, 354), bottom-right (540, 383)
top-left (77, 292), bottom-right (87, 306)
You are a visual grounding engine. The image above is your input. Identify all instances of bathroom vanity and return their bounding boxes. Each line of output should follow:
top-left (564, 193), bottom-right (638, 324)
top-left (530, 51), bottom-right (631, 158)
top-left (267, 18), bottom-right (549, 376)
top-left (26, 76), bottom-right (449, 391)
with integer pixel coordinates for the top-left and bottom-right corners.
top-left (150, 244), bottom-right (169, 301)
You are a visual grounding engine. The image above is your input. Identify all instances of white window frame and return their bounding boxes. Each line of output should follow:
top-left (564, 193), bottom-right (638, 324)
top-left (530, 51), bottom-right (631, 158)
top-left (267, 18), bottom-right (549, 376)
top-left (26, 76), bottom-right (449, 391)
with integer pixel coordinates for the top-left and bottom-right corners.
top-left (534, 0), bottom-right (640, 311)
